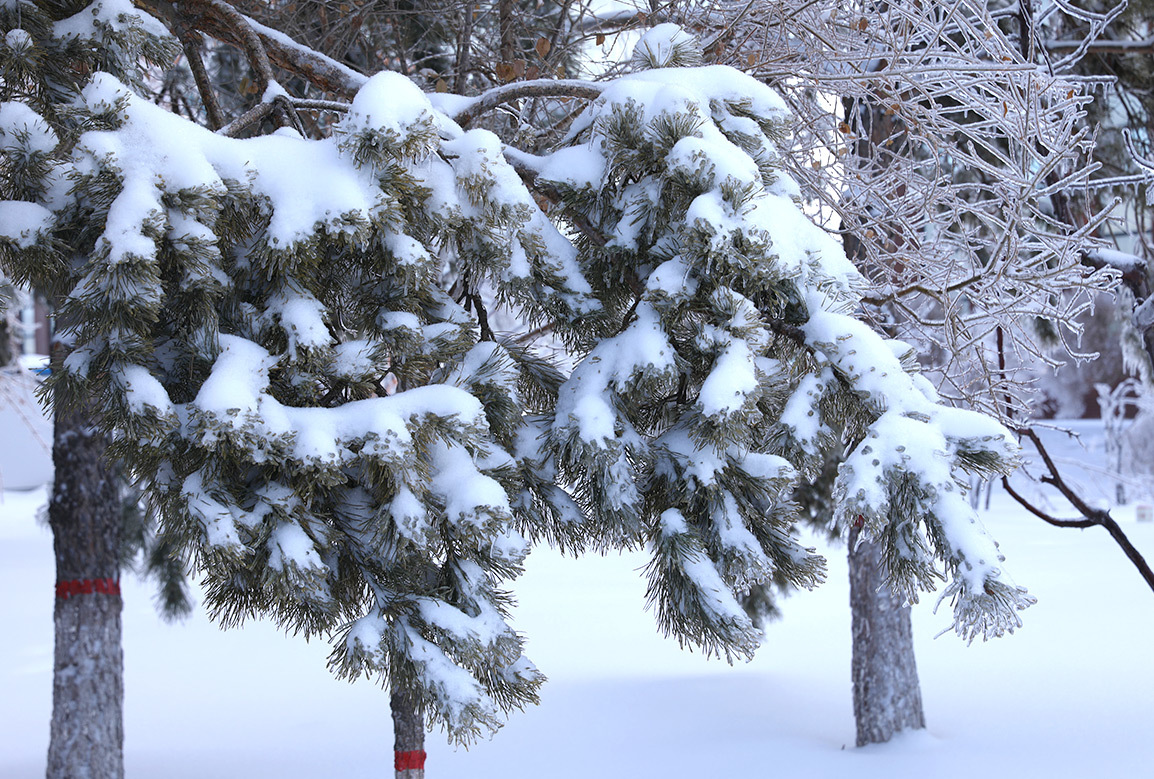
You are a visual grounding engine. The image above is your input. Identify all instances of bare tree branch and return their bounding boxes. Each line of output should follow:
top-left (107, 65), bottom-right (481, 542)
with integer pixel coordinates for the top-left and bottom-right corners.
top-left (140, 0), bottom-right (368, 98)
top-left (677, 0), bottom-right (1122, 418)
top-left (453, 79), bottom-right (603, 126)
top-left (216, 99), bottom-right (274, 136)
top-left (176, 28), bottom-right (225, 130)
top-left (1004, 427), bottom-right (1154, 594)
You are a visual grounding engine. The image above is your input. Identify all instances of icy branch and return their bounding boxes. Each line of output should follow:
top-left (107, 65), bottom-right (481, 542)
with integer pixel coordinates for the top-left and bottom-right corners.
top-left (684, 0), bottom-right (1123, 415)
top-left (1045, 36), bottom-right (1154, 54)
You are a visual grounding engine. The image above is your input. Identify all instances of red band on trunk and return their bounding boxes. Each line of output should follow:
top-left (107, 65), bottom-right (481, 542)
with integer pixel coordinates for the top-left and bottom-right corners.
top-left (394, 750), bottom-right (426, 771)
top-left (56, 578), bottom-right (121, 599)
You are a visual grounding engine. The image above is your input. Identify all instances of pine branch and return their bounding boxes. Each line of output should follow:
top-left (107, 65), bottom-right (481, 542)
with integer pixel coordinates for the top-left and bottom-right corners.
top-left (1003, 427), bottom-right (1154, 594)
top-left (766, 318), bottom-right (807, 347)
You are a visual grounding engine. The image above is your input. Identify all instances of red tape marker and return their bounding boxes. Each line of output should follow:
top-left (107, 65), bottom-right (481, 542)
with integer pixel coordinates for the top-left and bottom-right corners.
top-left (56, 578), bottom-right (121, 599)
top-left (394, 751), bottom-right (426, 771)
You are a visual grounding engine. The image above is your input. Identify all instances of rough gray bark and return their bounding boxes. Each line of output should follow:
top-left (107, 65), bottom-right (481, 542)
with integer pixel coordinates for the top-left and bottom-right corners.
top-left (0, 319), bottom-right (13, 366)
top-left (46, 399), bottom-right (124, 779)
top-left (849, 526), bottom-right (925, 747)
top-left (839, 74), bottom-right (926, 747)
top-left (391, 688), bottom-right (426, 779)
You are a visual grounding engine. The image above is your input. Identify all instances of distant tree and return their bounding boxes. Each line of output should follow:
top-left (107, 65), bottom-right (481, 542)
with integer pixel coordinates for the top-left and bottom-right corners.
top-left (1044, 0), bottom-right (1154, 386)
top-left (0, 272), bottom-right (19, 366)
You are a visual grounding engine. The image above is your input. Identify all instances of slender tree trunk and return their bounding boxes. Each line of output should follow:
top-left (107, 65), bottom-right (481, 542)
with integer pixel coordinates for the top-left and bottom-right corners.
top-left (848, 526), bottom-right (924, 747)
top-left (392, 688), bottom-right (425, 779)
top-left (498, 0), bottom-right (515, 65)
top-left (840, 66), bottom-right (926, 745)
top-left (0, 318), bottom-right (13, 366)
top-left (46, 399), bottom-right (124, 779)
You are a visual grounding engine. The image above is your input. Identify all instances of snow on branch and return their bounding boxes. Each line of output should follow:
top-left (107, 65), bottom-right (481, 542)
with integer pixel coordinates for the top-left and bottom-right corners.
top-left (1084, 248), bottom-right (1147, 275)
top-left (139, 0), bottom-right (368, 98)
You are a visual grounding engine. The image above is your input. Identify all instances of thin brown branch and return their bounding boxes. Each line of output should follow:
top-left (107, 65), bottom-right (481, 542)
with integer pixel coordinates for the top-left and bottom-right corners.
top-left (241, 12), bottom-right (367, 97)
top-left (499, 0), bottom-right (516, 65)
top-left (1003, 427), bottom-right (1154, 594)
top-left (1000, 476), bottom-right (1095, 528)
top-left (177, 29), bottom-right (225, 130)
top-left (217, 100), bottom-right (274, 136)
top-left (291, 97), bottom-right (351, 113)
top-left (452, 0), bottom-right (476, 93)
top-left (513, 321), bottom-right (556, 345)
top-left (527, 180), bottom-right (608, 248)
top-left (547, 0), bottom-right (578, 62)
top-left (453, 79), bottom-right (603, 127)
top-left (470, 291), bottom-right (494, 342)
top-left (204, 0), bottom-right (276, 89)
top-left (460, 269), bottom-right (494, 342)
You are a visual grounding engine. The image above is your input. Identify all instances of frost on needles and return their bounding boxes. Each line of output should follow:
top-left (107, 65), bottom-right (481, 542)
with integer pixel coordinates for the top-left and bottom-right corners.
top-left (0, 11), bottom-right (1033, 742)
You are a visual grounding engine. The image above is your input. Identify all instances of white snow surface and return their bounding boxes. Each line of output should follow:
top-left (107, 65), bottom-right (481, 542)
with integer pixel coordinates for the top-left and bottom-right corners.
top-left (3, 420), bottom-right (1153, 777)
top-left (341, 70), bottom-right (451, 146)
top-left (0, 201), bottom-right (53, 248)
top-left (560, 65), bottom-right (788, 149)
top-left (0, 101), bottom-right (57, 154)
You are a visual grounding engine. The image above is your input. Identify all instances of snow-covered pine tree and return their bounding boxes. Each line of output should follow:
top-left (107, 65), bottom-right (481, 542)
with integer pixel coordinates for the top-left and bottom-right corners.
top-left (53, 65), bottom-right (600, 744)
top-left (6, 4), bottom-right (595, 756)
top-left (2, 4), bottom-right (1034, 769)
top-left (671, 0), bottom-right (1123, 745)
top-left (536, 26), bottom-right (1032, 658)
top-left (0, 2), bottom-right (177, 775)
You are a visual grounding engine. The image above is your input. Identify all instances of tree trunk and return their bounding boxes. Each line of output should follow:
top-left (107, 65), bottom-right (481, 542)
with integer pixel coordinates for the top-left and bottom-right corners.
top-left (0, 318), bottom-right (13, 366)
top-left (392, 688), bottom-right (426, 779)
top-left (849, 526), bottom-right (925, 747)
top-left (840, 77), bottom-right (926, 745)
top-left (46, 400), bottom-right (124, 779)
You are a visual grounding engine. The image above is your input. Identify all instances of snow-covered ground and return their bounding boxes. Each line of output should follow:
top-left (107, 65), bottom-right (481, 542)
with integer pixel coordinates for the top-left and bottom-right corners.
top-left (3, 421), bottom-right (1153, 778)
